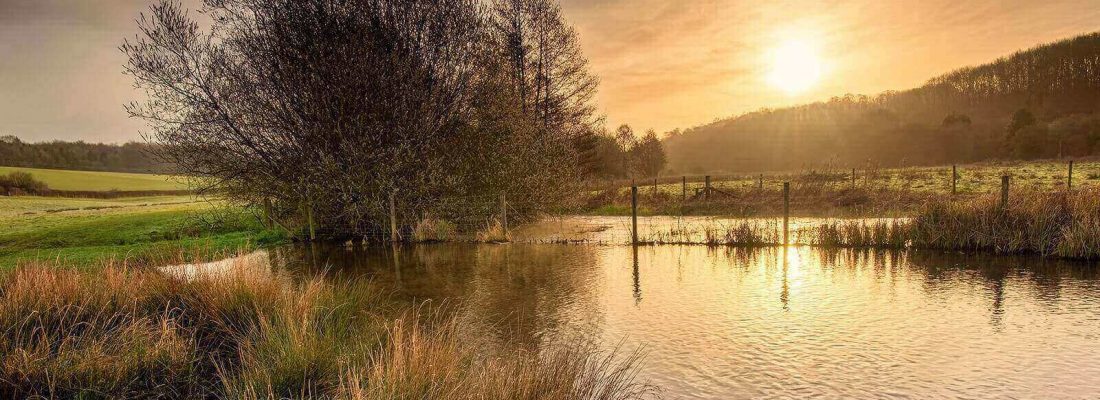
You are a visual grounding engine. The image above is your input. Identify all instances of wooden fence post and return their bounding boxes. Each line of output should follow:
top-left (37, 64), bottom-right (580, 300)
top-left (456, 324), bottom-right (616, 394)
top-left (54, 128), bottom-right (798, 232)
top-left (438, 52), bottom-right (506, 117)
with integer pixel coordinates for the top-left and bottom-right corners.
top-left (704, 175), bottom-right (711, 201)
top-left (952, 165), bottom-right (957, 195)
top-left (389, 191), bottom-right (398, 242)
top-left (631, 186), bottom-right (638, 245)
top-left (500, 193), bottom-right (508, 234)
top-left (1000, 175), bottom-right (1010, 210)
top-left (307, 200), bottom-right (316, 241)
top-left (653, 178), bottom-right (658, 198)
top-left (783, 182), bottom-right (790, 245)
top-left (1068, 160), bottom-right (1074, 190)
top-left (851, 168), bottom-right (856, 186)
top-left (262, 198), bottom-right (274, 229)
top-left (758, 174), bottom-right (763, 190)
top-left (681, 176), bottom-right (687, 202)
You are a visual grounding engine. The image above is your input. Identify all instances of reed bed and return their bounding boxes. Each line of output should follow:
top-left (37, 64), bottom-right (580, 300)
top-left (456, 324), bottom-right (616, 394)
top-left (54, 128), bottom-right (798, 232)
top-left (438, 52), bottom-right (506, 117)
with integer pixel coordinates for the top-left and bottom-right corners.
top-left (908, 188), bottom-right (1100, 258)
top-left (0, 258), bottom-right (656, 399)
top-left (635, 189), bottom-right (1100, 259)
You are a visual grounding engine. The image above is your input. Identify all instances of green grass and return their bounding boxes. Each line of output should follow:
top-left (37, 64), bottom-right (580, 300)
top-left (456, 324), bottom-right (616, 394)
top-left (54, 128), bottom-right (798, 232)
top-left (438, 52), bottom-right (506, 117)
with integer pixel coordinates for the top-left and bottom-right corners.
top-left (0, 196), bottom-right (283, 268)
top-left (0, 166), bottom-right (187, 191)
top-left (0, 195), bottom-right (198, 216)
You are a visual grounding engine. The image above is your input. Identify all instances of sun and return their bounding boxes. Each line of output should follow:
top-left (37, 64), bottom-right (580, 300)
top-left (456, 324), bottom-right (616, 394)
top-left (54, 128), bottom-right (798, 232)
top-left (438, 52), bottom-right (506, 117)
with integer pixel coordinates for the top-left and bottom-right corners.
top-left (766, 39), bottom-right (823, 95)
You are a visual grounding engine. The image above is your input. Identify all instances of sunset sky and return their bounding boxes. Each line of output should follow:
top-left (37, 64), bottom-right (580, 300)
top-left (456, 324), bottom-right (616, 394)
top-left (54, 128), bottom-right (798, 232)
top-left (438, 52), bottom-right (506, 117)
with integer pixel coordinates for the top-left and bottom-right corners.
top-left (1, 0), bottom-right (1099, 142)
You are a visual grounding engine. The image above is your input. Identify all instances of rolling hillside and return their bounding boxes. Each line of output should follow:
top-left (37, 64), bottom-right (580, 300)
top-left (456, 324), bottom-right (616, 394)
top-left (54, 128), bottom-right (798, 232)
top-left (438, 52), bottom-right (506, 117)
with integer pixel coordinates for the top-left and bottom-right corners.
top-left (665, 32), bottom-right (1100, 174)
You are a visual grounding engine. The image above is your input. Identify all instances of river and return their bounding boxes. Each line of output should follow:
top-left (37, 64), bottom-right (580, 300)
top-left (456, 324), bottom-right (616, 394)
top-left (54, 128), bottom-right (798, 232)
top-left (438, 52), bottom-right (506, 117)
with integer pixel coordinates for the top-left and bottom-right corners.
top-left (174, 238), bottom-right (1100, 399)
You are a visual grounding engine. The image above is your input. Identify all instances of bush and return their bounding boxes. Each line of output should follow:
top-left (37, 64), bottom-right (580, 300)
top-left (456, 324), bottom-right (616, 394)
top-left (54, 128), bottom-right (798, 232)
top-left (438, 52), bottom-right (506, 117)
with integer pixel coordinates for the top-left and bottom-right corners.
top-left (0, 171), bottom-right (48, 195)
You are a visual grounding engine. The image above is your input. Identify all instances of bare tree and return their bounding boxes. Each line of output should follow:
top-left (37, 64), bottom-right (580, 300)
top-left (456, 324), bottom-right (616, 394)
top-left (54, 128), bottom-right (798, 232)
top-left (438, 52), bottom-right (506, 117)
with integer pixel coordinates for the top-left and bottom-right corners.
top-left (124, 0), bottom-right (588, 238)
top-left (492, 0), bottom-right (600, 137)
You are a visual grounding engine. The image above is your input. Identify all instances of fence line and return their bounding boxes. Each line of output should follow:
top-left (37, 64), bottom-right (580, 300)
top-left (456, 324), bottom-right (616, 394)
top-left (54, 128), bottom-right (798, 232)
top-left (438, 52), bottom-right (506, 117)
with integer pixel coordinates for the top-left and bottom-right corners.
top-left (269, 161), bottom-right (1079, 245)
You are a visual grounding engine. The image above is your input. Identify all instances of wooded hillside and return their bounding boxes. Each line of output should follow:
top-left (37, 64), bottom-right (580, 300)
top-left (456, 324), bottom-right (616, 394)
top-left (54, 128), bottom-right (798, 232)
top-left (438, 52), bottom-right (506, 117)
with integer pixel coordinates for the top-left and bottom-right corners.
top-left (665, 32), bottom-right (1100, 174)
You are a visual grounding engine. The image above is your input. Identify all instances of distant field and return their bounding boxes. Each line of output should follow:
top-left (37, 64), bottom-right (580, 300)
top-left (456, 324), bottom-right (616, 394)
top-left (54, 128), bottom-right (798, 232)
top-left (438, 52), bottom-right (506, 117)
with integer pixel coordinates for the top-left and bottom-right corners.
top-left (0, 166), bottom-right (187, 191)
top-left (616, 159), bottom-right (1099, 196)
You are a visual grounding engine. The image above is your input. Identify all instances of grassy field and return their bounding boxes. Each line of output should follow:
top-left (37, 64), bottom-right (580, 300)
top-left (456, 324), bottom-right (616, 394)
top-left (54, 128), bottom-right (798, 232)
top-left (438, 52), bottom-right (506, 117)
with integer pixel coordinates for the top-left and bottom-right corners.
top-left (0, 166), bottom-right (188, 191)
top-left (588, 159), bottom-right (1097, 217)
top-left (617, 159), bottom-right (1097, 197)
top-left (0, 195), bottom-right (282, 268)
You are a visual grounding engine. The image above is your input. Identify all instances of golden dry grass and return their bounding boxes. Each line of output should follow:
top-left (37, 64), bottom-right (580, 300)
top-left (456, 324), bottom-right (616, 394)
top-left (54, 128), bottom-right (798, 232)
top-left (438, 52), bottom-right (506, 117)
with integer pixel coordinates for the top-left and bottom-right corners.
top-left (0, 257), bottom-right (656, 399)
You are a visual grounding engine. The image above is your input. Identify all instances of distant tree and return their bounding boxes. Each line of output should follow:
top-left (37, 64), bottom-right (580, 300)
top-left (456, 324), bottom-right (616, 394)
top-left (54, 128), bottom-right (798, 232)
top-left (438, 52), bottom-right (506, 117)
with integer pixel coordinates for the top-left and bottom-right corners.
top-left (1007, 109), bottom-right (1037, 135)
top-left (589, 132), bottom-right (628, 178)
top-left (939, 113), bottom-right (973, 161)
top-left (1048, 114), bottom-right (1100, 157)
top-left (632, 130), bottom-right (667, 177)
top-left (1006, 109), bottom-right (1044, 159)
top-left (614, 124), bottom-right (636, 176)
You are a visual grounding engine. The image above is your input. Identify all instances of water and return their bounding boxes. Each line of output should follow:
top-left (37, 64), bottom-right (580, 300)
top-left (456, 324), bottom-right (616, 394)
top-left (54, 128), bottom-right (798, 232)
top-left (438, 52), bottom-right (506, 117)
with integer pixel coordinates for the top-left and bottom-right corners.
top-left (187, 235), bottom-right (1100, 398)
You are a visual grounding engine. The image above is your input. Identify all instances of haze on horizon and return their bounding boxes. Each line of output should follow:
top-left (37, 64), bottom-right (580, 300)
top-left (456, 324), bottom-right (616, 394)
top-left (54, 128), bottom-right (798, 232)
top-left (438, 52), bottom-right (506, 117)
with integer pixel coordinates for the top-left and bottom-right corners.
top-left (1, 0), bottom-right (1098, 143)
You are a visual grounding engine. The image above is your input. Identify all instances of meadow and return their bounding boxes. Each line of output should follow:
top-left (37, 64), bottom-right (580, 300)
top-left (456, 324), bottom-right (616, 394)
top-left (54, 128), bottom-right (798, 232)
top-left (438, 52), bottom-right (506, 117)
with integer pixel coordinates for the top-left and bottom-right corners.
top-left (588, 159), bottom-right (1095, 216)
top-left (0, 195), bottom-right (282, 268)
top-left (0, 166), bottom-right (187, 191)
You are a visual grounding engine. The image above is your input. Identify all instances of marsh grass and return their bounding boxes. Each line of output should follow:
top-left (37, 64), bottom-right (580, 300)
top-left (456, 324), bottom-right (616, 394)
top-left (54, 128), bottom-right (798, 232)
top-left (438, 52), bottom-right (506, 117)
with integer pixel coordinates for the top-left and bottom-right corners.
top-left (411, 217), bottom-right (458, 242)
top-left (908, 188), bottom-right (1100, 258)
top-left (476, 219), bottom-right (511, 243)
top-left (0, 257), bottom-right (656, 399)
top-left (634, 189), bottom-right (1100, 259)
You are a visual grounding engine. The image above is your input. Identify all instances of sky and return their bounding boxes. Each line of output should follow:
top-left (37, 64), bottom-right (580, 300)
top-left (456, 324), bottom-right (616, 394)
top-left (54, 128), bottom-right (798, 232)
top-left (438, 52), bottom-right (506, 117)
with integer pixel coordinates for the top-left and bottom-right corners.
top-left (0, 0), bottom-right (1098, 143)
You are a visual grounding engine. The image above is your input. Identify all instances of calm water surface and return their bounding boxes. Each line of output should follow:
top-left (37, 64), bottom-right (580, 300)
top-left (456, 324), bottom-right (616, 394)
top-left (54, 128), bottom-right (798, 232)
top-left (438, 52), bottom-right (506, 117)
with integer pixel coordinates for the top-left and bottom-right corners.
top-left (244, 241), bottom-right (1100, 399)
top-left (176, 224), bottom-right (1100, 399)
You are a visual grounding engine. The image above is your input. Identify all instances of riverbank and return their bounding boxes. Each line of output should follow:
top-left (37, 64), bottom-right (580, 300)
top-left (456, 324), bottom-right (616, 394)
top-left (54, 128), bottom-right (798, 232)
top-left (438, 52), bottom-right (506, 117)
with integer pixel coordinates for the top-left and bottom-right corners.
top-left (0, 258), bottom-right (655, 398)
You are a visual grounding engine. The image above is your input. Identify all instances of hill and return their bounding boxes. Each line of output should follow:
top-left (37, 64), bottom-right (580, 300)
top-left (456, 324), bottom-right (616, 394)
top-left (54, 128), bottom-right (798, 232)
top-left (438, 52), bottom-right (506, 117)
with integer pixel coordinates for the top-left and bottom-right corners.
top-left (664, 32), bottom-right (1100, 174)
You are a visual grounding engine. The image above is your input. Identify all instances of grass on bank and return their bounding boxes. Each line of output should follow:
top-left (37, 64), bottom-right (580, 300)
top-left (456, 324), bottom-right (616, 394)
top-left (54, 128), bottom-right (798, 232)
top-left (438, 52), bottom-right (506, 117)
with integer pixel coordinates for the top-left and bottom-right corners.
top-left (0, 166), bottom-right (187, 191)
top-left (0, 260), bottom-right (656, 399)
top-left (0, 196), bottom-right (284, 268)
top-left (637, 188), bottom-right (1100, 259)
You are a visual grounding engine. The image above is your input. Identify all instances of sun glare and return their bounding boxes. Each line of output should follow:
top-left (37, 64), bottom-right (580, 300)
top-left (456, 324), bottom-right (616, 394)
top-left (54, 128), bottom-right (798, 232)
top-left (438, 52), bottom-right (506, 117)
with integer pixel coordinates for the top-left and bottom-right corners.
top-left (766, 39), bottom-right (822, 95)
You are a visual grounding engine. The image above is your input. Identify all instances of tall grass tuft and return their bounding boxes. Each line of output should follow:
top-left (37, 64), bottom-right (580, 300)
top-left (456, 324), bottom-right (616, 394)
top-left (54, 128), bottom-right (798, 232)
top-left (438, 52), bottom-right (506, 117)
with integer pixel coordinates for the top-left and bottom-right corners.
top-left (476, 219), bottom-right (512, 243)
top-left (0, 258), bottom-right (656, 399)
top-left (809, 220), bottom-right (909, 248)
top-left (411, 217), bottom-right (458, 242)
top-left (909, 188), bottom-right (1100, 258)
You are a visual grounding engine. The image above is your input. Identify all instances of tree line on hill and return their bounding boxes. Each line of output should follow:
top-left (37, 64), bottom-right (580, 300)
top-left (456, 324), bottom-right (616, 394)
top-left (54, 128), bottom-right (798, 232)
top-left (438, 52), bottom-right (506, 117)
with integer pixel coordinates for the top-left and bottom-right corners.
top-left (664, 31), bottom-right (1100, 174)
top-left (0, 135), bottom-right (166, 173)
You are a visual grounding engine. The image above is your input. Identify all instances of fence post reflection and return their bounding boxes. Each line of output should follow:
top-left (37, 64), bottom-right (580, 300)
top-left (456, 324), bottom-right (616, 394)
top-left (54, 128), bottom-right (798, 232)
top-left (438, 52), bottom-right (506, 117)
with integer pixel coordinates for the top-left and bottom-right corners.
top-left (632, 244), bottom-right (641, 306)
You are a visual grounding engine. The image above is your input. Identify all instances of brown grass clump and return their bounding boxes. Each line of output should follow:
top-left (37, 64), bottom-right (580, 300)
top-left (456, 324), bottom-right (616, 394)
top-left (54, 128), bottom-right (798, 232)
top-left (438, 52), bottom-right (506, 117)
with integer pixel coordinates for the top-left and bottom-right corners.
top-left (909, 188), bottom-right (1100, 258)
top-left (475, 219), bottom-right (512, 243)
top-left (0, 258), bottom-right (656, 399)
top-left (411, 217), bottom-right (458, 242)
